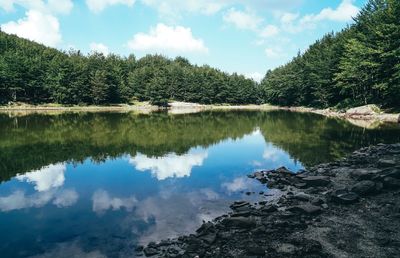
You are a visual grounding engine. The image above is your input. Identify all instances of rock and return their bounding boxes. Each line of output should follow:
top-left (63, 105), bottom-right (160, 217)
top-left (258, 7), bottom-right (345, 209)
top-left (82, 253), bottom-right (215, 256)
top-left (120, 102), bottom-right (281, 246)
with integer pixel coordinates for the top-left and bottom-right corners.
top-left (199, 232), bottom-right (217, 244)
top-left (275, 243), bottom-right (297, 254)
top-left (222, 217), bottom-right (256, 228)
top-left (383, 177), bottom-right (400, 189)
top-left (246, 245), bottom-right (265, 255)
top-left (143, 247), bottom-right (159, 256)
top-left (351, 180), bottom-right (376, 195)
top-left (350, 168), bottom-right (382, 180)
top-left (378, 159), bottom-right (397, 168)
top-left (331, 190), bottom-right (359, 204)
top-left (196, 222), bottom-right (214, 235)
top-left (287, 204), bottom-right (322, 215)
top-left (302, 176), bottom-right (331, 186)
top-left (293, 192), bottom-right (312, 201)
top-left (261, 205), bottom-right (278, 213)
top-left (346, 104), bottom-right (380, 116)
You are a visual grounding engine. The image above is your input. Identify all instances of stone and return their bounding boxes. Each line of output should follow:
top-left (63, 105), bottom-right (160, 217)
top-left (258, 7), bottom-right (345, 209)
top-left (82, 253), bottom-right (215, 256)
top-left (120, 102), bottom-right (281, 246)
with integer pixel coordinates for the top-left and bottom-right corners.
top-left (287, 204), bottom-right (322, 215)
top-left (383, 177), bottom-right (400, 189)
top-left (346, 104), bottom-right (380, 116)
top-left (293, 192), bottom-right (312, 201)
top-left (302, 176), bottom-right (331, 186)
top-left (378, 159), bottom-right (397, 168)
top-left (199, 232), bottom-right (217, 244)
top-left (222, 217), bottom-right (256, 228)
top-left (261, 205), bottom-right (278, 213)
top-left (350, 168), bottom-right (382, 180)
top-left (143, 247), bottom-right (159, 256)
top-left (331, 190), bottom-right (359, 204)
top-left (246, 245), bottom-right (265, 255)
top-left (351, 180), bottom-right (376, 195)
top-left (275, 243), bottom-right (297, 254)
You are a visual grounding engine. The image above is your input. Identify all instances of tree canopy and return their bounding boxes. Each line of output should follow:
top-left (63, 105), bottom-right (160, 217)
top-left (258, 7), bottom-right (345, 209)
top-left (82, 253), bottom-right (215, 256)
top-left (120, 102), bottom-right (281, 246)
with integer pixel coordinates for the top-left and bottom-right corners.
top-left (260, 0), bottom-right (400, 109)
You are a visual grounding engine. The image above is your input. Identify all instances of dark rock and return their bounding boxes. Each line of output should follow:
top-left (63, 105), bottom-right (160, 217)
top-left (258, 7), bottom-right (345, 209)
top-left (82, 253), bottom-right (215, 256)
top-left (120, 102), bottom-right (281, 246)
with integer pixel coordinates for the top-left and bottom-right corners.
top-left (287, 204), bottom-right (322, 215)
top-left (350, 168), bottom-right (382, 180)
top-left (196, 222), bottom-right (214, 235)
top-left (302, 176), bottom-right (331, 186)
top-left (143, 247), bottom-right (159, 256)
top-left (378, 158), bottom-right (397, 168)
top-left (199, 232), bottom-right (217, 244)
top-left (331, 190), bottom-right (359, 204)
top-left (222, 217), bottom-right (256, 228)
top-left (261, 205), bottom-right (278, 213)
top-left (383, 177), bottom-right (400, 189)
top-left (246, 245), bottom-right (265, 255)
top-left (293, 192), bottom-right (312, 201)
top-left (351, 180), bottom-right (376, 195)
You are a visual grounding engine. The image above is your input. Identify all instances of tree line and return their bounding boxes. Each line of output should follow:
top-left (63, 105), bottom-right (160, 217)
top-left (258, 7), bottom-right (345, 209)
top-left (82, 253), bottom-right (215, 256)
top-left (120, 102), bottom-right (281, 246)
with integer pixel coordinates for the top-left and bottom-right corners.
top-left (260, 0), bottom-right (400, 109)
top-left (0, 31), bottom-right (260, 106)
top-left (1, 0), bottom-right (399, 109)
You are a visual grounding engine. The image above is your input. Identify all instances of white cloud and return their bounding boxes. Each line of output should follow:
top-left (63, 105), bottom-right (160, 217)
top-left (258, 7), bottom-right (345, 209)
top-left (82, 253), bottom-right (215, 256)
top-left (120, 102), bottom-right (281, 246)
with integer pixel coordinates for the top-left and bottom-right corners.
top-left (90, 42), bottom-right (110, 55)
top-left (265, 47), bottom-right (282, 58)
top-left (16, 163), bottom-right (66, 192)
top-left (244, 72), bottom-right (264, 83)
top-left (260, 25), bottom-right (279, 38)
top-left (280, 12), bottom-right (299, 24)
top-left (0, 189), bottom-right (78, 212)
top-left (92, 190), bottom-right (137, 214)
top-left (1, 10), bottom-right (62, 47)
top-left (53, 189), bottom-right (79, 208)
top-left (0, 0), bottom-right (73, 14)
top-left (130, 151), bottom-right (208, 180)
top-left (222, 177), bottom-right (248, 192)
top-left (301, 0), bottom-right (359, 23)
top-left (127, 23), bottom-right (208, 54)
top-left (141, 0), bottom-right (225, 18)
top-left (223, 8), bottom-right (263, 31)
top-left (86, 0), bottom-right (135, 13)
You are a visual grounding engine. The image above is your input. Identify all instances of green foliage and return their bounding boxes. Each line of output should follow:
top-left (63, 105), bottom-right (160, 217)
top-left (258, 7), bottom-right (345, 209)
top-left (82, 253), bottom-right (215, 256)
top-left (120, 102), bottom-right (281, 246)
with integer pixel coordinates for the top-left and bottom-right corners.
top-left (261, 0), bottom-right (400, 109)
top-left (0, 32), bottom-right (259, 107)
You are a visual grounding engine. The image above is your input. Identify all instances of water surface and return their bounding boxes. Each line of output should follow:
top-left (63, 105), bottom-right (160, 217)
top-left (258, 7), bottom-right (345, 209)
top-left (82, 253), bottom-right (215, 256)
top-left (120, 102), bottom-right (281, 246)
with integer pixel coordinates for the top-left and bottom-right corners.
top-left (0, 111), bottom-right (399, 257)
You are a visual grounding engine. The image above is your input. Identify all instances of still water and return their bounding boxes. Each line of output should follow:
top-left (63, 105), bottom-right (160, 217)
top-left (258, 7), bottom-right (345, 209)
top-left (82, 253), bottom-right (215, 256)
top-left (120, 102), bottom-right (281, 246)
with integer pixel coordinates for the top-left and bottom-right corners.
top-left (0, 110), bottom-right (399, 257)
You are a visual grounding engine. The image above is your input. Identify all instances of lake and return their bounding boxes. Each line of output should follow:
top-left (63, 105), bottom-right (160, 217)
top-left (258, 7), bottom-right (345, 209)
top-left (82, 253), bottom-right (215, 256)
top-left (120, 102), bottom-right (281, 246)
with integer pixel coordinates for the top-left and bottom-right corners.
top-left (0, 110), bottom-right (399, 258)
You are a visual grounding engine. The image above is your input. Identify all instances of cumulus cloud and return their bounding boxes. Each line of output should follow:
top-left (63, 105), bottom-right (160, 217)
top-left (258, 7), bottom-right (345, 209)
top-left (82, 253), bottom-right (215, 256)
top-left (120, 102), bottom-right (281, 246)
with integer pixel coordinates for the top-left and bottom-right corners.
top-left (53, 189), bottom-right (79, 208)
top-left (223, 8), bottom-right (262, 31)
top-left (0, 0), bottom-right (73, 14)
top-left (244, 72), bottom-right (264, 83)
top-left (86, 0), bottom-right (135, 13)
top-left (222, 177), bottom-right (249, 192)
top-left (90, 42), bottom-right (110, 55)
top-left (301, 0), bottom-right (359, 23)
top-left (260, 25), bottom-right (279, 38)
top-left (0, 189), bottom-right (78, 212)
top-left (1, 10), bottom-right (62, 47)
top-left (141, 0), bottom-right (225, 18)
top-left (92, 190), bottom-right (137, 214)
top-left (265, 47), bottom-right (282, 58)
top-left (130, 151), bottom-right (208, 180)
top-left (127, 23), bottom-right (208, 55)
top-left (16, 163), bottom-right (66, 192)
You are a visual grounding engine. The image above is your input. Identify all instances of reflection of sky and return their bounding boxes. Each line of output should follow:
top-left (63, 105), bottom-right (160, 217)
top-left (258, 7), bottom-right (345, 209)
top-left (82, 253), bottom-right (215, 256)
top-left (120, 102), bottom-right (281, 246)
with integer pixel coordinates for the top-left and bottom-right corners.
top-left (0, 129), bottom-right (304, 257)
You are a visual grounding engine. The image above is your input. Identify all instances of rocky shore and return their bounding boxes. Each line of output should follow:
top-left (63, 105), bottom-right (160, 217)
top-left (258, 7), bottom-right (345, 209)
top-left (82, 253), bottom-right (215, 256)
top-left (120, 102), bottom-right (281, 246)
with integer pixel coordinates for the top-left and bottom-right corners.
top-left (138, 143), bottom-right (400, 257)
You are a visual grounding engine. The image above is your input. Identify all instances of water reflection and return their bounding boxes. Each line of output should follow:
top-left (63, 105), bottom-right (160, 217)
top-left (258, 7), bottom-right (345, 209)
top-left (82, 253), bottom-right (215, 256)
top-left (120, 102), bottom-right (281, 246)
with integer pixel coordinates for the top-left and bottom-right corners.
top-left (0, 111), bottom-right (399, 257)
top-left (130, 150), bottom-right (208, 180)
top-left (16, 163), bottom-right (66, 192)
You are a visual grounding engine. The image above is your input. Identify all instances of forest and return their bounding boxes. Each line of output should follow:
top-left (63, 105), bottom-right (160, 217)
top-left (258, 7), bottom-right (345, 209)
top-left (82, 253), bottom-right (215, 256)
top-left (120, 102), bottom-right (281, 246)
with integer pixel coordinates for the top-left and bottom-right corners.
top-left (0, 31), bottom-right (259, 106)
top-left (0, 0), bottom-right (398, 108)
top-left (260, 0), bottom-right (400, 109)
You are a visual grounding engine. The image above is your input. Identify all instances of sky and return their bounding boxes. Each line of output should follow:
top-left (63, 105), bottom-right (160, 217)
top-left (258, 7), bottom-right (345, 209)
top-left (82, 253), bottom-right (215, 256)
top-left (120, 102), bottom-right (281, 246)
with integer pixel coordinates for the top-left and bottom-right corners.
top-left (0, 0), bottom-right (367, 81)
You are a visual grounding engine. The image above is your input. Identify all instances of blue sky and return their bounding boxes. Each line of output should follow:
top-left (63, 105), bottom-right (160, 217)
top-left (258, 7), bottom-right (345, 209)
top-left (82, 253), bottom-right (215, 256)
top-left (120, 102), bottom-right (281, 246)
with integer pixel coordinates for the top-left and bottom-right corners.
top-left (0, 0), bottom-right (367, 81)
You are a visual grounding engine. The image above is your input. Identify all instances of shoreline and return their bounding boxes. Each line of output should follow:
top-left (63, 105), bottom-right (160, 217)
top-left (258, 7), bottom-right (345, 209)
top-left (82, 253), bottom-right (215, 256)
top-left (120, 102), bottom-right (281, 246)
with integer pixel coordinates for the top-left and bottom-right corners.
top-left (0, 102), bottom-right (398, 127)
top-left (140, 143), bottom-right (400, 257)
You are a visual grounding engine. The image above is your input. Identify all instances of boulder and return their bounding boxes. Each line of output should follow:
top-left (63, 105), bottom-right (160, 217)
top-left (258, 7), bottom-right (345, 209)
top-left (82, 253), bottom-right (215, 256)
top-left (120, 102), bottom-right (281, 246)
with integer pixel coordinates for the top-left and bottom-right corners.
top-left (350, 168), bottom-right (382, 180)
top-left (351, 180), bottom-right (376, 195)
top-left (302, 176), bottom-right (331, 186)
top-left (222, 217), bottom-right (256, 228)
top-left (143, 247), bottom-right (159, 257)
top-left (383, 177), bottom-right (400, 189)
top-left (378, 158), bottom-right (397, 168)
top-left (287, 204), bottom-right (322, 215)
top-left (331, 190), bottom-right (359, 204)
top-left (346, 104), bottom-right (380, 116)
